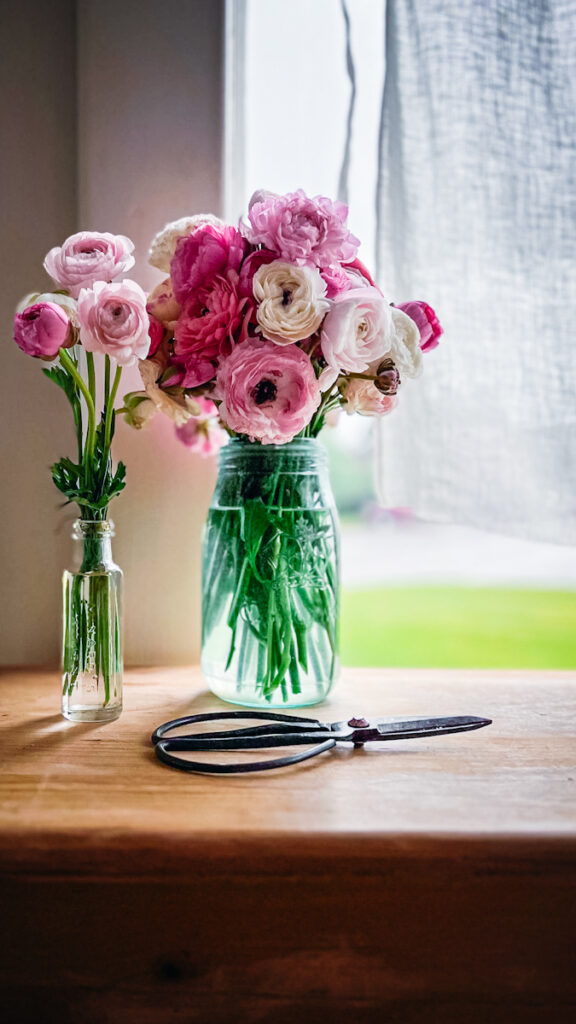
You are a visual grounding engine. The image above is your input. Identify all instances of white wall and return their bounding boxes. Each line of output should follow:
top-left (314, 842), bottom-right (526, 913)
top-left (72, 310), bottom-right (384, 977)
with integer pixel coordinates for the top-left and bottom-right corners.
top-left (0, 0), bottom-right (226, 666)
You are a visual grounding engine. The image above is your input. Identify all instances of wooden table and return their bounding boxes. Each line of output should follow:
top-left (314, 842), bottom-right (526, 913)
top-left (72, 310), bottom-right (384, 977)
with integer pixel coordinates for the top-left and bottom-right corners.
top-left (1, 666), bottom-right (575, 1023)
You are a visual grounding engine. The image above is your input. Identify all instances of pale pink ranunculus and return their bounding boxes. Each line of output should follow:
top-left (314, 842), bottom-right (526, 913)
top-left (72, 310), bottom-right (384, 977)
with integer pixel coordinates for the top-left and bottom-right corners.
top-left (78, 279), bottom-right (150, 366)
top-left (215, 338), bottom-right (321, 444)
top-left (320, 287), bottom-right (394, 377)
top-left (397, 300), bottom-right (443, 352)
top-left (342, 377), bottom-right (399, 417)
top-left (13, 301), bottom-right (74, 360)
top-left (170, 222), bottom-right (247, 304)
top-left (43, 231), bottom-right (135, 298)
top-left (174, 397), bottom-right (226, 457)
top-left (173, 269), bottom-right (254, 387)
top-left (241, 189), bottom-right (360, 268)
top-left (146, 277), bottom-right (181, 330)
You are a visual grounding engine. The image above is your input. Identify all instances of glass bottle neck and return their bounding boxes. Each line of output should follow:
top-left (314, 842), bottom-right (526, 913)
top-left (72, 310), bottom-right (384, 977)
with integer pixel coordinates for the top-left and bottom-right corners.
top-left (72, 520), bottom-right (116, 572)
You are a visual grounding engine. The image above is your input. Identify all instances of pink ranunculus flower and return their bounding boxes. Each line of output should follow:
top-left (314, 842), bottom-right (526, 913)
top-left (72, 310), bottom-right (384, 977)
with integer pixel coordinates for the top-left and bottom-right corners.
top-left (43, 231), bottom-right (135, 298)
top-left (174, 397), bottom-right (226, 457)
top-left (320, 287), bottom-right (395, 378)
top-left (215, 338), bottom-right (321, 445)
top-left (78, 279), bottom-right (151, 366)
top-left (241, 189), bottom-right (360, 268)
top-left (146, 277), bottom-right (181, 330)
top-left (170, 222), bottom-right (247, 304)
top-left (13, 301), bottom-right (75, 360)
top-left (397, 300), bottom-right (443, 352)
top-left (174, 269), bottom-right (254, 387)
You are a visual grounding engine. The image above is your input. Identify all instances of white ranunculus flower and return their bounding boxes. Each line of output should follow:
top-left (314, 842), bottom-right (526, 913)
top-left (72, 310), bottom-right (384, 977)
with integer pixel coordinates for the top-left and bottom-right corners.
top-left (253, 261), bottom-right (330, 345)
top-left (389, 307), bottom-right (423, 378)
top-left (148, 214), bottom-right (224, 273)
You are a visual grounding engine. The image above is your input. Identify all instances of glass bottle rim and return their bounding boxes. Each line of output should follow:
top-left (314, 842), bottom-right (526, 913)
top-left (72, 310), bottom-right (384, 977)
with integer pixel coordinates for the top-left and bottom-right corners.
top-left (72, 518), bottom-right (115, 538)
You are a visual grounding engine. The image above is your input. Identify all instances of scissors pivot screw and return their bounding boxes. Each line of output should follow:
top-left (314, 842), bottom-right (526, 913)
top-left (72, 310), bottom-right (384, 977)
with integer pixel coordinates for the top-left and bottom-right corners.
top-left (348, 717), bottom-right (369, 729)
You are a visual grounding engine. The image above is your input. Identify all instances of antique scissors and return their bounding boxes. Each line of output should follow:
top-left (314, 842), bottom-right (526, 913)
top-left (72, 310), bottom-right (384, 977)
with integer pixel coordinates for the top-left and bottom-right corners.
top-left (151, 710), bottom-right (492, 774)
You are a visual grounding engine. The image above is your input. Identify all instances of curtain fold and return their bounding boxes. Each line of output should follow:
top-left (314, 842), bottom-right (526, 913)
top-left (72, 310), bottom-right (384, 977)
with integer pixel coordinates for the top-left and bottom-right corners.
top-left (375, 0), bottom-right (576, 543)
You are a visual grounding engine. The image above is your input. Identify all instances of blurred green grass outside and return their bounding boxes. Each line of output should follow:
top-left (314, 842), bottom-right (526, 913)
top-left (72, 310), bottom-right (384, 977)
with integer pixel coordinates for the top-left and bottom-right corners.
top-left (341, 587), bottom-right (576, 668)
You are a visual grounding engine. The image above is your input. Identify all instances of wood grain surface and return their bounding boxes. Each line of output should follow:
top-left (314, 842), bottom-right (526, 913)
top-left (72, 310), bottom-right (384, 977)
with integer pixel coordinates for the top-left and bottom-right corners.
top-left (1, 666), bottom-right (575, 1023)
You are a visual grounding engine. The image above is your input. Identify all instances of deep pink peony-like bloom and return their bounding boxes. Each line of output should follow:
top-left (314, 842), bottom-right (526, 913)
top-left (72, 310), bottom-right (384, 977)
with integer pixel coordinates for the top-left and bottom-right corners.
top-left (170, 223), bottom-right (247, 304)
top-left (241, 189), bottom-right (360, 268)
top-left (173, 269), bottom-right (254, 387)
top-left (14, 301), bottom-right (73, 359)
top-left (78, 279), bottom-right (151, 366)
top-left (44, 231), bottom-right (135, 298)
top-left (174, 397), bottom-right (226, 457)
top-left (397, 301), bottom-right (443, 352)
top-left (215, 338), bottom-right (321, 444)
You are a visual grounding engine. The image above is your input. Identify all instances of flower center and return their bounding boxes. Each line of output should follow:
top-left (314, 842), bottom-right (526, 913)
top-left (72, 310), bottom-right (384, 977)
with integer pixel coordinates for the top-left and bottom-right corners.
top-left (281, 288), bottom-right (292, 306)
top-left (252, 378), bottom-right (278, 405)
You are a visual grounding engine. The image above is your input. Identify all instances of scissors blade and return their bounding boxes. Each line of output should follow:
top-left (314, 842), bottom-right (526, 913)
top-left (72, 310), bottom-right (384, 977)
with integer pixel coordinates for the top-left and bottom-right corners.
top-left (364, 714), bottom-right (492, 742)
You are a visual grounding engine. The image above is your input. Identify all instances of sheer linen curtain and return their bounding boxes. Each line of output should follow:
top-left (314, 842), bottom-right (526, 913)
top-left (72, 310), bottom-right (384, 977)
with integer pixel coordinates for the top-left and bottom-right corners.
top-left (375, 0), bottom-right (576, 544)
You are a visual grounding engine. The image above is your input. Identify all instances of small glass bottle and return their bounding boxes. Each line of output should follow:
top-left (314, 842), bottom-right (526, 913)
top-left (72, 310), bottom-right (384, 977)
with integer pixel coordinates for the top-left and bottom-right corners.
top-left (201, 438), bottom-right (340, 708)
top-left (62, 519), bottom-right (123, 722)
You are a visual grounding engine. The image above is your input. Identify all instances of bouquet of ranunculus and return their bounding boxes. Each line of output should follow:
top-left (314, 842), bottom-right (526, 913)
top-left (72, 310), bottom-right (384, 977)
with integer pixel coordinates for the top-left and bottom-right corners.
top-left (127, 189), bottom-right (441, 444)
top-left (127, 189), bottom-right (442, 705)
top-left (13, 231), bottom-right (156, 716)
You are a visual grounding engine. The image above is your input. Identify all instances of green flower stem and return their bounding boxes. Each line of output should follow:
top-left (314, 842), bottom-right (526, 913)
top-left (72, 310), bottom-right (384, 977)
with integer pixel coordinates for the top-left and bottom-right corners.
top-left (104, 354), bottom-right (111, 406)
top-left (103, 363), bottom-right (123, 452)
top-left (59, 348), bottom-right (96, 463)
top-left (86, 351), bottom-right (96, 404)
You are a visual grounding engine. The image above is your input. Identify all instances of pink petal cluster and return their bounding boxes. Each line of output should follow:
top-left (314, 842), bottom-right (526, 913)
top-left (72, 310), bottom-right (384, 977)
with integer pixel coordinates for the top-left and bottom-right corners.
top-left (215, 338), bottom-right (321, 445)
top-left (78, 280), bottom-right (151, 366)
top-left (397, 301), bottom-right (443, 352)
top-left (171, 223), bottom-right (247, 304)
top-left (174, 270), bottom-right (255, 387)
top-left (241, 189), bottom-right (360, 268)
top-left (174, 397), bottom-right (226, 457)
top-left (44, 231), bottom-right (135, 298)
top-left (13, 302), bottom-right (73, 360)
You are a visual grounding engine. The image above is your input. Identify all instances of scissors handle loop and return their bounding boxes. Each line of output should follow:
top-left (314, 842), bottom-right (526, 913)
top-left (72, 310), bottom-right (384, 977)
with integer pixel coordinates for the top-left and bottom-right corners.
top-left (154, 737), bottom-right (336, 774)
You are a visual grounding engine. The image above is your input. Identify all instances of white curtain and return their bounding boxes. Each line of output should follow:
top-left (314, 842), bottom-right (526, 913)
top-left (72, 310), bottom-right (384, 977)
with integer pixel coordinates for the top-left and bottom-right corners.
top-left (375, 0), bottom-right (576, 544)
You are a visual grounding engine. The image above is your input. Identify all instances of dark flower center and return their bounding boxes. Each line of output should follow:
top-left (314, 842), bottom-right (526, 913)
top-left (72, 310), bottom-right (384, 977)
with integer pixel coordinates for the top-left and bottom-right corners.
top-left (282, 289), bottom-right (292, 306)
top-left (252, 378), bottom-right (278, 405)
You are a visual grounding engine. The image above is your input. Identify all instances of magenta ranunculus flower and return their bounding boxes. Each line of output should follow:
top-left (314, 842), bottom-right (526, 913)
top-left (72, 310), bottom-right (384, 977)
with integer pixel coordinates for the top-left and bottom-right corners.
top-left (78, 279), bottom-right (151, 366)
top-left (174, 269), bottom-right (254, 387)
top-left (147, 314), bottom-right (165, 358)
top-left (397, 301), bottom-right (443, 352)
top-left (215, 338), bottom-right (321, 445)
top-left (13, 301), bottom-right (74, 360)
top-left (320, 287), bottom-right (394, 378)
top-left (174, 397), bottom-right (226, 457)
top-left (170, 223), bottom-right (247, 304)
top-left (43, 231), bottom-right (135, 298)
top-left (241, 189), bottom-right (360, 268)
